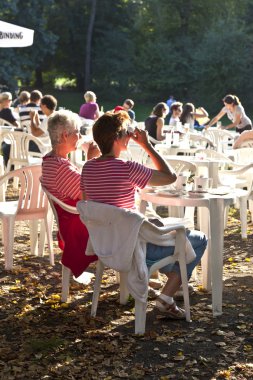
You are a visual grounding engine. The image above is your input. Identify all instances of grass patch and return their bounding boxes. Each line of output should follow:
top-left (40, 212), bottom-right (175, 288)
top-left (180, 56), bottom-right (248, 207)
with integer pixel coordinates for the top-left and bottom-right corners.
top-left (25, 337), bottom-right (65, 354)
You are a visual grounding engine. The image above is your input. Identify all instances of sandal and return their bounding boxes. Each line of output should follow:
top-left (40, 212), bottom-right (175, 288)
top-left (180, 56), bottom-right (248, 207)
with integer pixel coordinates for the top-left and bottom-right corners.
top-left (155, 297), bottom-right (185, 319)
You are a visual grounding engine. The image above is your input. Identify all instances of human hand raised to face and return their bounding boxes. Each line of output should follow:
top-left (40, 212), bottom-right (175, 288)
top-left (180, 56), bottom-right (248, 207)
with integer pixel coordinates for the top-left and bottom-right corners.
top-left (131, 128), bottom-right (150, 147)
top-left (30, 110), bottom-right (39, 125)
top-left (85, 141), bottom-right (101, 160)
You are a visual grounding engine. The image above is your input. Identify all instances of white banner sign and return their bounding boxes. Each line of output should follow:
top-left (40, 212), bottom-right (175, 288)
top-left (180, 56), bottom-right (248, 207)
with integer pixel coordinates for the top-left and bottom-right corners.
top-left (0, 20), bottom-right (34, 47)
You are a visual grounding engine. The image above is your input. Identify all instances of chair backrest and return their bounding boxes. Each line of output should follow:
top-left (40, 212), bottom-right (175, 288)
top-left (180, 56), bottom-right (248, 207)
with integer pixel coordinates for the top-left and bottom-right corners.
top-left (1, 131), bottom-right (47, 168)
top-left (40, 184), bottom-right (78, 241)
top-left (233, 147), bottom-right (253, 165)
top-left (166, 159), bottom-right (197, 175)
top-left (188, 133), bottom-right (215, 149)
top-left (0, 118), bottom-right (13, 126)
top-left (204, 129), bottom-right (234, 152)
top-left (0, 165), bottom-right (48, 218)
top-left (195, 148), bottom-right (232, 162)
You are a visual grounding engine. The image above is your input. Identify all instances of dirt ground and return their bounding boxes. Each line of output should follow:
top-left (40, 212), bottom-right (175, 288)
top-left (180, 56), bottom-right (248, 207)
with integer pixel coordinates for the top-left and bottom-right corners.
top-left (0, 205), bottom-right (252, 380)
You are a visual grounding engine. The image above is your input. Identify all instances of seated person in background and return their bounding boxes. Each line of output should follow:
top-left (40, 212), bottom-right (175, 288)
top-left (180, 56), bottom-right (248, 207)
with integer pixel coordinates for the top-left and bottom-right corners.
top-left (14, 90), bottom-right (30, 113)
top-left (41, 110), bottom-right (99, 279)
top-left (145, 102), bottom-right (169, 143)
top-left (19, 90), bottom-right (45, 130)
top-left (169, 102), bottom-right (183, 126)
top-left (205, 94), bottom-right (252, 134)
top-left (29, 95), bottom-right (57, 153)
top-left (0, 92), bottom-right (19, 167)
top-left (79, 91), bottom-right (100, 121)
top-left (180, 103), bottom-right (209, 131)
top-left (233, 130), bottom-right (253, 149)
top-left (80, 111), bottom-right (207, 319)
top-left (123, 98), bottom-right (135, 121)
top-left (0, 92), bottom-right (19, 126)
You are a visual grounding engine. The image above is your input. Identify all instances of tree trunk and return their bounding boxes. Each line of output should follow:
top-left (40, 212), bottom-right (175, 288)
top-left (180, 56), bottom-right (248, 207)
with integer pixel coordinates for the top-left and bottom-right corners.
top-left (34, 68), bottom-right (43, 89)
top-left (84, 0), bottom-right (97, 90)
top-left (178, 0), bottom-right (192, 34)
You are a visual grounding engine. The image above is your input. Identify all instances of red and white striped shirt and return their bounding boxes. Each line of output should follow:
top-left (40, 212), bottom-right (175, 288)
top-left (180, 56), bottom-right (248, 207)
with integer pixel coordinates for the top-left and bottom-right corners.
top-left (80, 157), bottom-right (152, 209)
top-left (41, 155), bottom-right (81, 203)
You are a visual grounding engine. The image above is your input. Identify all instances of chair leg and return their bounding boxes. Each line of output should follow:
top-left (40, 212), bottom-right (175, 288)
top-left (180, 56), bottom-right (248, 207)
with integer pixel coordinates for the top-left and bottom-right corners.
top-left (91, 260), bottom-right (104, 317)
top-left (115, 271), bottom-right (120, 284)
top-left (119, 272), bottom-right (129, 305)
top-left (38, 220), bottom-right (46, 257)
top-left (29, 220), bottom-right (39, 256)
top-left (41, 212), bottom-right (54, 266)
top-left (224, 205), bottom-right (229, 229)
top-left (239, 196), bottom-right (248, 239)
top-left (179, 258), bottom-right (191, 322)
top-left (2, 216), bottom-right (15, 270)
top-left (61, 265), bottom-right (71, 302)
top-left (134, 300), bottom-right (147, 334)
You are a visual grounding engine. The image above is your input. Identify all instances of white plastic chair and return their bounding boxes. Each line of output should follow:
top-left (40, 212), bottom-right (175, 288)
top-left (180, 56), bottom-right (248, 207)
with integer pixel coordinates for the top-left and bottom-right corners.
top-left (218, 163), bottom-right (253, 227)
top-left (0, 130), bottom-right (50, 173)
top-left (0, 118), bottom-right (14, 127)
top-left (188, 133), bottom-right (215, 149)
top-left (41, 186), bottom-right (95, 301)
top-left (0, 165), bottom-right (54, 270)
top-left (77, 200), bottom-right (191, 334)
top-left (232, 147), bottom-right (253, 165)
top-left (204, 129), bottom-right (235, 153)
top-left (40, 186), bottom-right (78, 302)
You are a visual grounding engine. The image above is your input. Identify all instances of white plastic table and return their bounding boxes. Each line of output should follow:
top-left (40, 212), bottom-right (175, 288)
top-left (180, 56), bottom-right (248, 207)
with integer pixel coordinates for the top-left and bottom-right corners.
top-left (162, 155), bottom-right (230, 188)
top-left (139, 188), bottom-right (248, 316)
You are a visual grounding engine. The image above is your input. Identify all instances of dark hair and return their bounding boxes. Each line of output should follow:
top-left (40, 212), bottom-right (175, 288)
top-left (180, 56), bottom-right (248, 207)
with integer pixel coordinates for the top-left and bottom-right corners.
top-left (222, 94), bottom-right (240, 106)
top-left (41, 95), bottom-right (57, 111)
top-left (93, 111), bottom-right (130, 155)
top-left (170, 101), bottom-right (183, 113)
top-left (152, 102), bottom-right (168, 118)
top-left (124, 99), bottom-right (134, 109)
top-left (180, 103), bottom-right (195, 124)
top-left (30, 90), bottom-right (43, 103)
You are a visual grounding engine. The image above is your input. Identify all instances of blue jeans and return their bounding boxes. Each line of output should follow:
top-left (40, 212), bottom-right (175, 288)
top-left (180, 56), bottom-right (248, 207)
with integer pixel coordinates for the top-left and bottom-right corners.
top-left (146, 229), bottom-right (207, 280)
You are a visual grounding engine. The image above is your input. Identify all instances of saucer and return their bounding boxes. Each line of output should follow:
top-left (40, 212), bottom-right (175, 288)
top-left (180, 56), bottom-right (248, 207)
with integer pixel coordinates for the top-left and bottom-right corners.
top-left (208, 187), bottom-right (231, 196)
top-left (187, 191), bottom-right (205, 198)
top-left (155, 190), bottom-right (180, 197)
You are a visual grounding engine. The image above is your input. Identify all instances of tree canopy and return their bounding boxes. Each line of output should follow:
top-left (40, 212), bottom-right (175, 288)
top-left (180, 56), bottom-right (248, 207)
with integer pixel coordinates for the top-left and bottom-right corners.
top-left (1, 0), bottom-right (253, 111)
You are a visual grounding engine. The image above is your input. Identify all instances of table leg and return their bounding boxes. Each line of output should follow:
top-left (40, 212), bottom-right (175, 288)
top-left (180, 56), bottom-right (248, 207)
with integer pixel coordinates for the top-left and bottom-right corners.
top-left (239, 196), bottom-right (248, 239)
top-left (199, 206), bottom-right (211, 290)
top-left (209, 162), bottom-right (219, 188)
top-left (209, 198), bottom-right (225, 316)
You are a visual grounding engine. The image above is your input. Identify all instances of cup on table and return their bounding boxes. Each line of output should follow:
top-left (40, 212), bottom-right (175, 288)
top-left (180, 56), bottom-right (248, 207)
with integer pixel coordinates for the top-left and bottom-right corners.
top-left (165, 132), bottom-right (172, 146)
top-left (173, 132), bottom-right (180, 145)
top-left (216, 121), bottom-right (222, 128)
top-left (175, 173), bottom-right (189, 191)
top-left (194, 176), bottom-right (213, 192)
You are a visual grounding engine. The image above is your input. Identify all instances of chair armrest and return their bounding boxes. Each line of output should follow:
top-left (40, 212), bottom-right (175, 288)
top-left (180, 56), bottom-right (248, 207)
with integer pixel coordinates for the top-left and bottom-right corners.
top-left (220, 163), bottom-right (253, 176)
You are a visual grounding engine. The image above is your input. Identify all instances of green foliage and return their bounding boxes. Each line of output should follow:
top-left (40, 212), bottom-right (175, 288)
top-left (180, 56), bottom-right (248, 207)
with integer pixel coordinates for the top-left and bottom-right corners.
top-left (0, 0), bottom-right (57, 91)
top-left (191, 18), bottom-right (253, 111)
top-left (1, 0), bottom-right (253, 114)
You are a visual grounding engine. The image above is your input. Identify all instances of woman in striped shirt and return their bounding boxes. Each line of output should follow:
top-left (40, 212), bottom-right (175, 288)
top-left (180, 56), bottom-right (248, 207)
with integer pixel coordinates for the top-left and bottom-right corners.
top-left (41, 110), bottom-right (98, 279)
top-left (80, 111), bottom-right (207, 319)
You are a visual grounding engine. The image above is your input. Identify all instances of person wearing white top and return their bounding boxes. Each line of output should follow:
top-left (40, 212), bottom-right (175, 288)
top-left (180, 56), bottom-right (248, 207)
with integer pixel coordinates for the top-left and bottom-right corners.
top-left (206, 94), bottom-right (252, 134)
top-left (169, 102), bottom-right (183, 126)
top-left (29, 95), bottom-right (57, 153)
